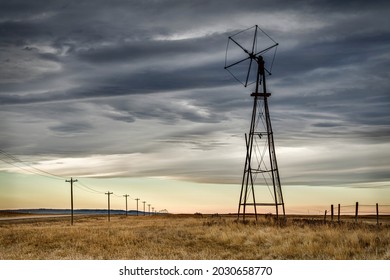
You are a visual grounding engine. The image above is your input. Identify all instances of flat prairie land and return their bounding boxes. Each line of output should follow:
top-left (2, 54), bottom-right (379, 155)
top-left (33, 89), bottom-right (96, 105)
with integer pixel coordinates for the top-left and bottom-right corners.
top-left (0, 215), bottom-right (389, 260)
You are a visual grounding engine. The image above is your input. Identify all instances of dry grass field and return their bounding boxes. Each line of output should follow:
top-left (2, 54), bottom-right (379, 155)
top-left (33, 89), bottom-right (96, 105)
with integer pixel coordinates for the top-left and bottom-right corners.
top-left (0, 214), bottom-right (389, 260)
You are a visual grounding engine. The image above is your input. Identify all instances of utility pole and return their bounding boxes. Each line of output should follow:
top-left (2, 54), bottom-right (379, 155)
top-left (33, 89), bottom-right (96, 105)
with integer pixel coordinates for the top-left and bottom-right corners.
top-left (135, 198), bottom-right (140, 216)
top-left (105, 191), bottom-right (113, 221)
top-left (65, 177), bottom-right (78, 225)
top-left (143, 201), bottom-right (146, 216)
top-left (152, 207), bottom-right (155, 216)
top-left (123, 194), bottom-right (129, 216)
top-left (148, 204), bottom-right (151, 216)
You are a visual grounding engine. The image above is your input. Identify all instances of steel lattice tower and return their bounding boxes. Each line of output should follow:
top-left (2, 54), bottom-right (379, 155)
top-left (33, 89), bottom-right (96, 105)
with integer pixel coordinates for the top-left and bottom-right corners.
top-left (225, 25), bottom-right (285, 221)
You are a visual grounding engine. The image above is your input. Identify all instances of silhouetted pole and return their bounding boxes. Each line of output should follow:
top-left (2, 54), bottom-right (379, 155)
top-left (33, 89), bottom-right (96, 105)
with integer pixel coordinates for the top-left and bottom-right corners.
top-left (355, 202), bottom-right (359, 223)
top-left (331, 204), bottom-right (334, 223)
top-left (376, 203), bottom-right (379, 226)
top-left (338, 204), bottom-right (341, 224)
top-left (148, 204), bottom-right (151, 216)
top-left (135, 198), bottom-right (140, 216)
top-left (123, 194), bottom-right (129, 216)
top-left (65, 177), bottom-right (78, 225)
top-left (142, 201), bottom-right (146, 216)
top-left (106, 192), bottom-right (113, 221)
top-left (152, 207), bottom-right (155, 215)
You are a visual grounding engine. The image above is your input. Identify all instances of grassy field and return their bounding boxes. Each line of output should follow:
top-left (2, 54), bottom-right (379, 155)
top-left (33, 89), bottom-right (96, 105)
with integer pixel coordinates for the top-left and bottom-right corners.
top-left (0, 214), bottom-right (389, 260)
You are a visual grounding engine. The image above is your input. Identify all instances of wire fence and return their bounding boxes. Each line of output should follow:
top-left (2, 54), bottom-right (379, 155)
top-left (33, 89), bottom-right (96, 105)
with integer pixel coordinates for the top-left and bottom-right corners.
top-left (322, 203), bottom-right (390, 225)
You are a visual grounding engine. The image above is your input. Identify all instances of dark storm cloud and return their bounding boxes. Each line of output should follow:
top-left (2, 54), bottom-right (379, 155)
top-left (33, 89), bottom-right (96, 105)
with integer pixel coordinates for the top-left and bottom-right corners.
top-left (49, 121), bottom-right (93, 134)
top-left (0, 63), bottom-right (229, 105)
top-left (275, 31), bottom-right (390, 81)
top-left (0, 0), bottom-right (389, 186)
top-left (76, 33), bottom-right (227, 64)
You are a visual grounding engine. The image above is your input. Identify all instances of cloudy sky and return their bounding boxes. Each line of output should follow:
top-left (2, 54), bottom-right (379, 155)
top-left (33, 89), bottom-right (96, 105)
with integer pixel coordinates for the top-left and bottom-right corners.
top-left (0, 0), bottom-right (389, 214)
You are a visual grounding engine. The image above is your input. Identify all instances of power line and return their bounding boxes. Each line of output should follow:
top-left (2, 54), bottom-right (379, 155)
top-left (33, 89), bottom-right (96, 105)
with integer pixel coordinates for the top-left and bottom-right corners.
top-left (74, 184), bottom-right (102, 195)
top-left (0, 149), bottom-right (65, 181)
top-left (0, 150), bottom-right (116, 197)
top-left (0, 151), bottom-right (161, 214)
top-left (75, 180), bottom-right (105, 194)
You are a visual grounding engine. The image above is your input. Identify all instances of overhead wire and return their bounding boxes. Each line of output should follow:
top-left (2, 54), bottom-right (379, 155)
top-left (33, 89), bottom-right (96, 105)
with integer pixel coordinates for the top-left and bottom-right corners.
top-left (0, 150), bottom-right (157, 210)
top-left (0, 150), bottom-right (134, 197)
top-left (0, 149), bottom-right (65, 181)
top-left (75, 180), bottom-right (106, 195)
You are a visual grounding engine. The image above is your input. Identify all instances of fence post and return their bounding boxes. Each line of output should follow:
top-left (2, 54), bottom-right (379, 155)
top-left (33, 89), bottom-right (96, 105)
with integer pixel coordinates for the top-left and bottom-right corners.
top-left (338, 204), bottom-right (341, 224)
top-left (324, 210), bottom-right (327, 224)
top-left (376, 203), bottom-right (379, 226)
top-left (355, 202), bottom-right (359, 223)
top-left (331, 204), bottom-right (334, 223)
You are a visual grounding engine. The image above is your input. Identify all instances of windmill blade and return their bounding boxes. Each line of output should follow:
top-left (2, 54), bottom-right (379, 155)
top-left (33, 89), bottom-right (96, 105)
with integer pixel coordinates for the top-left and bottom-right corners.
top-left (251, 25), bottom-right (258, 55)
top-left (254, 43), bottom-right (279, 57)
top-left (225, 55), bottom-right (251, 70)
top-left (245, 57), bottom-right (253, 87)
top-left (229, 36), bottom-right (250, 55)
top-left (243, 26), bottom-right (258, 87)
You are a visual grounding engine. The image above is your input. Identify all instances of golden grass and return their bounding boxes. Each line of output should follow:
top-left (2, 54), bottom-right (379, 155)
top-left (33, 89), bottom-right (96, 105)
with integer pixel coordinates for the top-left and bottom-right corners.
top-left (0, 215), bottom-right (389, 260)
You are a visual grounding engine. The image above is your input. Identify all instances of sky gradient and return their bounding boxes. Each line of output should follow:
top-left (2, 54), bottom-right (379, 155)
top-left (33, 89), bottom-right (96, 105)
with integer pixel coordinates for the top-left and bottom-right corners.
top-left (1, 0), bottom-right (389, 214)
